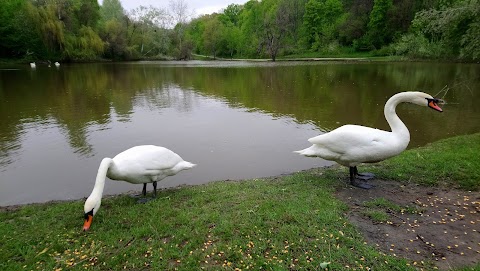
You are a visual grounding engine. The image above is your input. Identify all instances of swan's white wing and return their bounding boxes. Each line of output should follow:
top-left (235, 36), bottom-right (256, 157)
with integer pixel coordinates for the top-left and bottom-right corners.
top-left (303, 125), bottom-right (401, 165)
top-left (110, 145), bottom-right (185, 182)
top-left (308, 125), bottom-right (389, 151)
top-left (114, 145), bottom-right (182, 168)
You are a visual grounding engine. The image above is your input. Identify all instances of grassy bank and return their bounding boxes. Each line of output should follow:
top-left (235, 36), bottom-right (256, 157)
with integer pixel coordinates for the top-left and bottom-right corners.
top-left (1, 133), bottom-right (479, 270)
top-left (371, 133), bottom-right (480, 191)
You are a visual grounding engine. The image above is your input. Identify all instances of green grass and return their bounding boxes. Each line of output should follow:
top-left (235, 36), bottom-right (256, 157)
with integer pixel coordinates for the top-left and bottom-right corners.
top-left (369, 133), bottom-right (480, 190)
top-left (362, 209), bottom-right (391, 223)
top-left (1, 133), bottom-right (479, 270)
top-left (363, 198), bottom-right (421, 214)
top-left (361, 198), bottom-right (423, 224)
top-left (0, 177), bottom-right (414, 270)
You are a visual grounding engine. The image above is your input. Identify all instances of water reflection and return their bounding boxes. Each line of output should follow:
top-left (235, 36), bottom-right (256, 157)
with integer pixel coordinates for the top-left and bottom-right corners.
top-left (0, 61), bottom-right (479, 205)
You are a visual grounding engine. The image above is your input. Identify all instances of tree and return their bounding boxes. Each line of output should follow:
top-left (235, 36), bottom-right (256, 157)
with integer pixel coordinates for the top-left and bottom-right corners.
top-left (223, 24), bottom-right (241, 58)
top-left (128, 5), bottom-right (170, 56)
top-left (238, 0), bottom-right (263, 57)
top-left (411, 0), bottom-right (480, 60)
top-left (366, 0), bottom-right (393, 48)
top-left (169, 0), bottom-right (194, 59)
top-left (303, 0), bottom-right (346, 50)
top-left (338, 0), bottom-right (373, 46)
top-left (64, 26), bottom-right (104, 60)
top-left (76, 0), bottom-right (100, 28)
top-left (203, 16), bottom-right (225, 59)
top-left (221, 4), bottom-right (242, 26)
top-left (0, 0), bottom-right (44, 58)
top-left (100, 0), bottom-right (125, 22)
top-left (99, 0), bottom-right (129, 59)
top-left (34, 1), bottom-right (66, 56)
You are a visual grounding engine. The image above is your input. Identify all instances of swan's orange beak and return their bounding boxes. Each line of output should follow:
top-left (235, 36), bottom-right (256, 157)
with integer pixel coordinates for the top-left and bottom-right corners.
top-left (83, 214), bottom-right (93, 231)
top-left (428, 100), bottom-right (443, 112)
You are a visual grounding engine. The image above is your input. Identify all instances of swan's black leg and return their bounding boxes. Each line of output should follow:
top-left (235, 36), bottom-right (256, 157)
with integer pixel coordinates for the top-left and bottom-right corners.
top-left (349, 166), bottom-right (374, 189)
top-left (152, 181), bottom-right (157, 198)
top-left (136, 183), bottom-right (154, 204)
top-left (349, 166), bottom-right (355, 183)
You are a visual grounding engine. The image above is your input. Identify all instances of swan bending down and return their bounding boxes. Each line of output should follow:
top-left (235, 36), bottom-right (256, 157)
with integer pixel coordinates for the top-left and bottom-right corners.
top-left (295, 92), bottom-right (443, 189)
top-left (83, 145), bottom-right (196, 231)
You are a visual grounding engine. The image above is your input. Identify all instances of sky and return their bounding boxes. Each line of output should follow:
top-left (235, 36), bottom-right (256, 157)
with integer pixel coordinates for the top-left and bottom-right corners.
top-left (113, 0), bottom-right (249, 17)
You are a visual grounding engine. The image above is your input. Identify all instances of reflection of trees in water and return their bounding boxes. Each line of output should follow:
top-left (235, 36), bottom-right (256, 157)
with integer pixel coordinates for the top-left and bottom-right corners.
top-left (136, 84), bottom-right (196, 113)
top-left (169, 63), bottom-right (479, 147)
top-left (0, 125), bottom-right (22, 171)
top-left (0, 63), bottom-right (479, 165)
top-left (0, 64), bottom-right (199, 162)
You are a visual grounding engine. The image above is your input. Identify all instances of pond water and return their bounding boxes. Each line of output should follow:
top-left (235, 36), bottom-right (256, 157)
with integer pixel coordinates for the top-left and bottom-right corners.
top-left (1, 61), bottom-right (479, 206)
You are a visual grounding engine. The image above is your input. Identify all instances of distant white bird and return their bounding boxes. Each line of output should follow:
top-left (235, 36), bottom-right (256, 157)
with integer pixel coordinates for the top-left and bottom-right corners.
top-left (295, 91), bottom-right (443, 189)
top-left (54, 62), bottom-right (60, 67)
top-left (83, 145), bottom-right (196, 231)
top-left (30, 62), bottom-right (36, 68)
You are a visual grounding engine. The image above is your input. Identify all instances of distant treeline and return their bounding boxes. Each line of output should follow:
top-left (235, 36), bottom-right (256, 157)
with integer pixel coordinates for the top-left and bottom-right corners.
top-left (1, 0), bottom-right (479, 62)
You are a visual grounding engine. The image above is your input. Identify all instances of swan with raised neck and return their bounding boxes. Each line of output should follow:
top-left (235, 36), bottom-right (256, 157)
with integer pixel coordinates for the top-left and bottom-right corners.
top-left (295, 91), bottom-right (443, 188)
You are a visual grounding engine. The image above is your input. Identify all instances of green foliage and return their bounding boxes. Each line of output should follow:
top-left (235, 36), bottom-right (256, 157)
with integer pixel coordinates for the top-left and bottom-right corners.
top-left (0, 0), bottom-right (477, 61)
top-left (34, 1), bottom-right (66, 55)
top-left (202, 16), bottom-right (225, 59)
top-left (0, 0), bottom-right (45, 59)
top-left (64, 26), bottom-right (104, 60)
top-left (128, 5), bottom-right (170, 57)
top-left (303, 0), bottom-right (346, 51)
top-left (221, 3), bottom-right (242, 26)
top-left (100, 0), bottom-right (125, 22)
top-left (408, 0), bottom-right (480, 60)
top-left (366, 0), bottom-right (393, 48)
top-left (392, 33), bottom-right (445, 58)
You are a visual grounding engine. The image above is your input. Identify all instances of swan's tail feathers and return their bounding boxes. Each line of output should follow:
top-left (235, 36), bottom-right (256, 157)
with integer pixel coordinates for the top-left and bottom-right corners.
top-left (294, 146), bottom-right (319, 157)
top-left (177, 161), bottom-right (197, 171)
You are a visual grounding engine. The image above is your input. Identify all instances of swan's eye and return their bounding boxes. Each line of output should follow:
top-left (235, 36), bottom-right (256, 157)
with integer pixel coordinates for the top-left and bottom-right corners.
top-left (426, 98), bottom-right (438, 105)
top-left (84, 209), bottom-right (94, 220)
top-left (427, 97), bottom-right (443, 104)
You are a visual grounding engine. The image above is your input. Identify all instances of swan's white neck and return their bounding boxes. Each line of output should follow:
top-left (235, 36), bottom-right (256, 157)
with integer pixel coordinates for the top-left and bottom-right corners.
top-left (384, 92), bottom-right (410, 140)
top-left (86, 158), bottom-right (112, 211)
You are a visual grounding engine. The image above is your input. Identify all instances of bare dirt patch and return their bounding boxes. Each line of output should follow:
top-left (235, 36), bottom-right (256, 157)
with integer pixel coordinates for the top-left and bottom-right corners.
top-left (335, 178), bottom-right (480, 270)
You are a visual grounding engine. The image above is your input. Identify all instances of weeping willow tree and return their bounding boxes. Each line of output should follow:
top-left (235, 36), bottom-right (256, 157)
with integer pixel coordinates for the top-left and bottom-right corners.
top-left (27, 1), bottom-right (65, 58)
top-left (64, 26), bottom-right (105, 60)
top-left (22, 0), bottom-right (104, 61)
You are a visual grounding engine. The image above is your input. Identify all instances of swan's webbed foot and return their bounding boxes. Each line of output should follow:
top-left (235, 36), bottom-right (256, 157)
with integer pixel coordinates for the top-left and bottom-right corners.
top-left (351, 179), bottom-right (374, 189)
top-left (356, 172), bottom-right (375, 180)
top-left (349, 166), bottom-right (375, 189)
top-left (137, 197), bottom-right (155, 204)
top-left (129, 184), bottom-right (146, 198)
top-left (136, 182), bottom-right (158, 203)
top-left (130, 183), bottom-right (157, 202)
top-left (353, 167), bottom-right (375, 180)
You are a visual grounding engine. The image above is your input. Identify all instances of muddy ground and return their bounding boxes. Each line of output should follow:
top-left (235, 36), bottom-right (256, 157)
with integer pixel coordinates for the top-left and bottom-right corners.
top-left (335, 178), bottom-right (480, 270)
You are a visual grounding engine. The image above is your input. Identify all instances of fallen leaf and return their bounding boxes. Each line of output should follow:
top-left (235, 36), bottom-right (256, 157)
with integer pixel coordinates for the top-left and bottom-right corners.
top-left (320, 262), bottom-right (330, 269)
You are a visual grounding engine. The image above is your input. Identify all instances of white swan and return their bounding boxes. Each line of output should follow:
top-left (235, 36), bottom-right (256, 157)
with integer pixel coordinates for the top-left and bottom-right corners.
top-left (54, 61), bottom-right (60, 67)
top-left (295, 91), bottom-right (443, 189)
top-left (83, 145), bottom-right (196, 231)
top-left (30, 62), bottom-right (36, 68)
